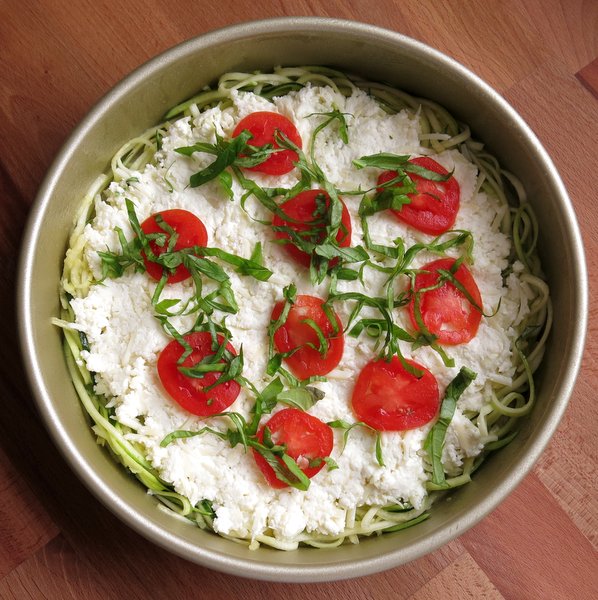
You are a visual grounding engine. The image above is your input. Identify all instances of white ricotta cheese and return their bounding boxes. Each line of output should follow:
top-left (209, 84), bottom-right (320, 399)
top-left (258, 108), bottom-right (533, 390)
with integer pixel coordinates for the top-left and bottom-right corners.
top-left (70, 85), bottom-right (530, 541)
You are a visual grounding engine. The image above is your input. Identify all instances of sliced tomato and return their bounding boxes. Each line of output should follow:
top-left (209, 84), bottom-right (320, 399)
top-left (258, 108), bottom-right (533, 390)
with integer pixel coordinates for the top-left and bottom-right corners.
top-left (377, 156), bottom-right (460, 235)
top-left (351, 357), bottom-right (440, 431)
top-left (157, 332), bottom-right (240, 417)
top-left (409, 257), bottom-right (482, 345)
top-left (271, 295), bottom-right (344, 380)
top-left (232, 111), bottom-right (302, 175)
top-left (140, 209), bottom-right (208, 283)
top-left (252, 408), bottom-right (334, 489)
top-left (271, 189), bottom-right (352, 268)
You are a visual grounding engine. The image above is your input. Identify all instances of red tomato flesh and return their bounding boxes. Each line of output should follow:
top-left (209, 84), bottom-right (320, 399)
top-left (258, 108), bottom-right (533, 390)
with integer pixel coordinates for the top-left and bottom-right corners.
top-left (140, 209), bottom-right (208, 283)
top-left (271, 189), bottom-right (352, 268)
top-left (409, 257), bottom-right (482, 345)
top-left (351, 357), bottom-right (440, 431)
top-left (157, 332), bottom-right (240, 417)
top-left (252, 408), bottom-right (334, 489)
top-left (377, 156), bottom-right (460, 235)
top-left (232, 111), bottom-right (302, 175)
top-left (271, 295), bottom-right (344, 380)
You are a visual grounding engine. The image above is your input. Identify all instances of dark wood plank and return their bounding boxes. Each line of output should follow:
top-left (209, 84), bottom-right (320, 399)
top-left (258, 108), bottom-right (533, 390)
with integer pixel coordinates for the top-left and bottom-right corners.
top-left (577, 58), bottom-right (598, 99)
top-left (0, 535), bottom-right (126, 600)
top-left (0, 166), bottom-right (61, 577)
top-left (0, 444), bottom-right (59, 579)
top-left (0, 0), bottom-right (178, 202)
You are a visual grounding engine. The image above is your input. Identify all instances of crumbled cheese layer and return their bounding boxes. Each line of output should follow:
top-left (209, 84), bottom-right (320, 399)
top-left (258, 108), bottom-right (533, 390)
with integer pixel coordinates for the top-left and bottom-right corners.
top-left (70, 86), bottom-right (531, 541)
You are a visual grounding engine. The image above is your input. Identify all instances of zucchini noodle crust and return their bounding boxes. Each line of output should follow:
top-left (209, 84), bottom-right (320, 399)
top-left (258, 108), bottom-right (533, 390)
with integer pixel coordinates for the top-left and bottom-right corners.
top-left (56, 66), bottom-right (551, 550)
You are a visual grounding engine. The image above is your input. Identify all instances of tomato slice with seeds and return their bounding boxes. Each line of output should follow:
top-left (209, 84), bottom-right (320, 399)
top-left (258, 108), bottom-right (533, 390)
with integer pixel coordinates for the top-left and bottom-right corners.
top-left (140, 209), bottom-right (208, 283)
top-left (351, 357), bottom-right (440, 431)
top-left (408, 257), bottom-right (482, 345)
top-left (232, 111), bottom-right (302, 176)
top-left (377, 156), bottom-right (460, 235)
top-left (271, 189), bottom-right (352, 268)
top-left (271, 294), bottom-right (344, 380)
top-left (252, 408), bottom-right (334, 489)
top-left (157, 332), bottom-right (240, 417)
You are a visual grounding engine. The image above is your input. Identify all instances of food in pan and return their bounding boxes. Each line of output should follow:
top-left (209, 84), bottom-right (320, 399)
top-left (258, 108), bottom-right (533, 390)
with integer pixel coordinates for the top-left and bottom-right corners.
top-left (56, 67), bottom-right (551, 549)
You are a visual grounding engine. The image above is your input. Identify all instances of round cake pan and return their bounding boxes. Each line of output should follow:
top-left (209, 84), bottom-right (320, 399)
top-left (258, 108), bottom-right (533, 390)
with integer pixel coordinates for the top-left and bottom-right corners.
top-left (18, 17), bottom-right (587, 582)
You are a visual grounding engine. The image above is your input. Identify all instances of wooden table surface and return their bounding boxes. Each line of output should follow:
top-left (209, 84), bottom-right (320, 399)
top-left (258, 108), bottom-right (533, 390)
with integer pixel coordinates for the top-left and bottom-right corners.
top-left (2, 1), bottom-right (597, 598)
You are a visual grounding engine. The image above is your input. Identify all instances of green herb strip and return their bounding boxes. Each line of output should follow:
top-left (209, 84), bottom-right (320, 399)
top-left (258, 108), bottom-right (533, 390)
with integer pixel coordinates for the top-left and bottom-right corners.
top-left (336, 224), bottom-right (476, 368)
top-left (266, 284), bottom-right (297, 378)
top-left (160, 397), bottom-right (330, 491)
top-left (175, 130), bottom-right (280, 188)
top-left (355, 151), bottom-right (454, 222)
top-left (300, 318), bottom-right (330, 357)
top-left (179, 345), bottom-right (244, 393)
top-left (98, 200), bottom-right (273, 337)
top-left (424, 367), bottom-right (477, 487)
top-left (274, 111), bottom-right (361, 284)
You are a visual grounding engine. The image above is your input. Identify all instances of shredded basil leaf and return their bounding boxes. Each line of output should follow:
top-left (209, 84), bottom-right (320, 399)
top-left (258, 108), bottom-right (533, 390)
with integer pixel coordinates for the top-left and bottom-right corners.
top-left (277, 386), bottom-right (325, 411)
top-left (424, 367), bottom-right (477, 487)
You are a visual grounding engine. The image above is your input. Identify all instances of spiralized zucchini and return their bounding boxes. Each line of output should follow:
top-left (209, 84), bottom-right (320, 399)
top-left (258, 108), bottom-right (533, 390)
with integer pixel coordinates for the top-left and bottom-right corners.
top-left (56, 66), bottom-right (551, 550)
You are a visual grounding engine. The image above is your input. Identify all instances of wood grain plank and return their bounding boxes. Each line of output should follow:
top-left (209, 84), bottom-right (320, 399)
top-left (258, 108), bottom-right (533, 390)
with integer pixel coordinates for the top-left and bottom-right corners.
top-left (0, 0), bottom-right (183, 203)
top-left (397, 0), bottom-right (550, 92)
top-left (577, 57), bottom-right (598, 99)
top-left (408, 552), bottom-right (504, 600)
top-left (503, 60), bottom-right (598, 223)
top-left (0, 535), bottom-right (124, 600)
top-left (460, 473), bottom-right (598, 600)
top-left (503, 60), bottom-right (598, 549)
top-left (0, 444), bottom-right (60, 580)
top-left (0, 166), bottom-right (61, 578)
top-left (523, 0), bottom-right (598, 73)
top-left (534, 375), bottom-right (598, 549)
top-left (1, 1), bottom-right (597, 597)
top-left (0, 0), bottom-right (408, 201)
top-left (46, 484), bottom-right (465, 600)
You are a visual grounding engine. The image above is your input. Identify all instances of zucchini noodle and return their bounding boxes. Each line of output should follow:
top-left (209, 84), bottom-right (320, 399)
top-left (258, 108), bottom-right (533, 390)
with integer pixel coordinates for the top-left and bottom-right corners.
top-left (56, 66), bottom-right (551, 550)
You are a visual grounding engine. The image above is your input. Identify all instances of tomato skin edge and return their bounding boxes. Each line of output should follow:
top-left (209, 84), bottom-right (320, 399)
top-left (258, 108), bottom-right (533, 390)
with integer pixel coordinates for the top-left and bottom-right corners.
top-left (232, 111), bottom-right (302, 176)
top-left (140, 209), bottom-right (208, 283)
top-left (271, 294), bottom-right (345, 380)
top-left (272, 189), bottom-right (352, 268)
top-left (157, 332), bottom-right (241, 417)
top-left (408, 257), bottom-right (482, 346)
top-left (377, 156), bottom-right (460, 236)
top-left (351, 357), bottom-right (440, 431)
top-left (252, 408), bottom-right (334, 489)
